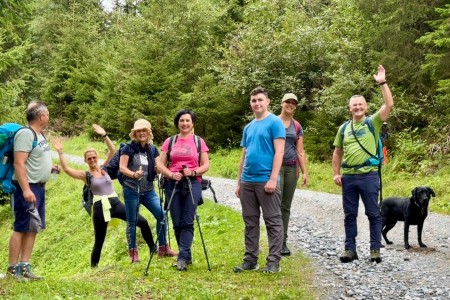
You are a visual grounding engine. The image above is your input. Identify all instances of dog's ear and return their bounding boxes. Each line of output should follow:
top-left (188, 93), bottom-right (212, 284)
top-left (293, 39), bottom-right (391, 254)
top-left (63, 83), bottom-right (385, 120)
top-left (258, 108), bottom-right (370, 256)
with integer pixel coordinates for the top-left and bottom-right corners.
top-left (411, 187), bottom-right (418, 198)
top-left (427, 187), bottom-right (436, 197)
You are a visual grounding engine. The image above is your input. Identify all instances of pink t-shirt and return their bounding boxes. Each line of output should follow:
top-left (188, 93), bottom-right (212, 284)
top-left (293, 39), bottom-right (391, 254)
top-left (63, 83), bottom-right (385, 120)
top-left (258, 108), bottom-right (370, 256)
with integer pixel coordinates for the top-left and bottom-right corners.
top-left (161, 135), bottom-right (209, 173)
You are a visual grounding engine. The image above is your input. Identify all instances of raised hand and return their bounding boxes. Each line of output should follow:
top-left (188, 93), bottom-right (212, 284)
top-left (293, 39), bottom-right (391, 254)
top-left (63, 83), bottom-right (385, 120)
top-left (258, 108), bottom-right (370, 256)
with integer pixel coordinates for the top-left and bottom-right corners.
top-left (92, 124), bottom-right (106, 136)
top-left (373, 65), bottom-right (386, 84)
top-left (53, 138), bottom-right (63, 153)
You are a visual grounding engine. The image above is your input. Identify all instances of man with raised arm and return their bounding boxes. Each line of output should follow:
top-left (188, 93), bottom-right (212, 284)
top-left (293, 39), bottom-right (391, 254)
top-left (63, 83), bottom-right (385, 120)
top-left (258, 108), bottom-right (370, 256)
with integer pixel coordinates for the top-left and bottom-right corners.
top-left (332, 65), bottom-right (394, 264)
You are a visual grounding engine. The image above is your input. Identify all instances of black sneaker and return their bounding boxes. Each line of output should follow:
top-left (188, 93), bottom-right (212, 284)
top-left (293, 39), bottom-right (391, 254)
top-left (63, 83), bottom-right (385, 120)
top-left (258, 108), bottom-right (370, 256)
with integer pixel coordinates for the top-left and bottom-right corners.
top-left (339, 250), bottom-right (358, 263)
top-left (281, 243), bottom-right (291, 256)
top-left (263, 261), bottom-right (281, 273)
top-left (370, 249), bottom-right (382, 263)
top-left (233, 260), bottom-right (259, 273)
top-left (176, 260), bottom-right (188, 271)
top-left (20, 263), bottom-right (43, 281)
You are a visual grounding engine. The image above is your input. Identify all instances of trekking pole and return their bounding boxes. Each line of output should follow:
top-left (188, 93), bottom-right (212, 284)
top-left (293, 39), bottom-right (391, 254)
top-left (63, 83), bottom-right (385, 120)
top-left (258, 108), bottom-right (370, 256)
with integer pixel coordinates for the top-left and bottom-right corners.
top-left (158, 174), bottom-right (171, 248)
top-left (135, 165), bottom-right (142, 259)
top-left (185, 175), bottom-right (211, 271)
top-left (144, 180), bottom-right (178, 276)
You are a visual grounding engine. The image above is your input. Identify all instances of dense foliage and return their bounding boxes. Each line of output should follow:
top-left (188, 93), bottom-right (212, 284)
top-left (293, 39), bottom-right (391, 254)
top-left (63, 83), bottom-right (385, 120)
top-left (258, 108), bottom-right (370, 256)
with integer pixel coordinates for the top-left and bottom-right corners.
top-left (0, 0), bottom-right (449, 173)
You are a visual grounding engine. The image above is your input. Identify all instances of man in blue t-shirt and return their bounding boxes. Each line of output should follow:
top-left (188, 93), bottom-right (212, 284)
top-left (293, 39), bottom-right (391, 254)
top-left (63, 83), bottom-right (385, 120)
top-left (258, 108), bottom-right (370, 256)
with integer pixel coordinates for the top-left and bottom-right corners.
top-left (234, 87), bottom-right (286, 274)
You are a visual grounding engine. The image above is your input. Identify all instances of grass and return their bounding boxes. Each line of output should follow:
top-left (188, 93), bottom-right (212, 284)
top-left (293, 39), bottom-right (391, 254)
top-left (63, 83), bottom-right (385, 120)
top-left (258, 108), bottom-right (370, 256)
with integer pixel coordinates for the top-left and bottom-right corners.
top-left (0, 136), bottom-right (316, 300)
top-left (3, 133), bottom-right (449, 299)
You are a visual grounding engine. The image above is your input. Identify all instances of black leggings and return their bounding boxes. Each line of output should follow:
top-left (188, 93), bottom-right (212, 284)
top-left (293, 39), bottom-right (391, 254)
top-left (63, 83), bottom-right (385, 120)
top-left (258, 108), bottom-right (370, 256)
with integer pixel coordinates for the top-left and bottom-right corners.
top-left (91, 197), bottom-right (155, 267)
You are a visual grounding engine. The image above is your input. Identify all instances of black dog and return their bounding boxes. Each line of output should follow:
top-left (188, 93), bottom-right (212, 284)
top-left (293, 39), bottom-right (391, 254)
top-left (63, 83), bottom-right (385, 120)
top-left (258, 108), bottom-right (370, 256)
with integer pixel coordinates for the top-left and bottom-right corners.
top-left (381, 187), bottom-right (435, 249)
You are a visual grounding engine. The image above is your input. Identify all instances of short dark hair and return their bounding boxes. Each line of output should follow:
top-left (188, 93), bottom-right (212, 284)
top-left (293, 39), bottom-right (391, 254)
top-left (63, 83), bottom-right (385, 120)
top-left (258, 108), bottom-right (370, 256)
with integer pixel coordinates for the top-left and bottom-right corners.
top-left (250, 86), bottom-right (268, 98)
top-left (26, 102), bottom-right (48, 122)
top-left (174, 109), bottom-right (197, 128)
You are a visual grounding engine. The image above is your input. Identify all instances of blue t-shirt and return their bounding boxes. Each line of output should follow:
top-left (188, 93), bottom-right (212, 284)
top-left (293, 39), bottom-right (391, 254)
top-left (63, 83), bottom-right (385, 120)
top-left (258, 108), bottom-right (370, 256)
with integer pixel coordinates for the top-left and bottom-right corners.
top-left (240, 113), bottom-right (285, 183)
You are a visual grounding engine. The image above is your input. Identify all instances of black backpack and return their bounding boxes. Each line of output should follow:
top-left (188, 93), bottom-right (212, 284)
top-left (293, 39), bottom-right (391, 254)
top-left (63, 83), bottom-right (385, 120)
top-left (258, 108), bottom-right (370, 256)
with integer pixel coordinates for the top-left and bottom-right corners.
top-left (82, 171), bottom-right (93, 216)
top-left (104, 142), bottom-right (127, 181)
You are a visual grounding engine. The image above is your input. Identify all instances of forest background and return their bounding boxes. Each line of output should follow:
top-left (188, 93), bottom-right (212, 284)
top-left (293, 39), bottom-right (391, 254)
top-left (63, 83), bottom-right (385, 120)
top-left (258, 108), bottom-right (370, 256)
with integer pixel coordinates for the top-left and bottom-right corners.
top-left (1, 0), bottom-right (449, 193)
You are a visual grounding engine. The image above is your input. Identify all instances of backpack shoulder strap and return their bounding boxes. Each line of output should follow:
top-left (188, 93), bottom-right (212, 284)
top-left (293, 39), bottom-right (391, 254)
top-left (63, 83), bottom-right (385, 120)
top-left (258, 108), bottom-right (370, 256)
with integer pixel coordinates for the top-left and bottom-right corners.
top-left (340, 120), bottom-right (351, 140)
top-left (293, 120), bottom-right (301, 137)
top-left (194, 135), bottom-right (201, 165)
top-left (85, 171), bottom-right (92, 187)
top-left (167, 135), bottom-right (178, 163)
top-left (364, 117), bottom-right (375, 136)
top-left (17, 126), bottom-right (39, 149)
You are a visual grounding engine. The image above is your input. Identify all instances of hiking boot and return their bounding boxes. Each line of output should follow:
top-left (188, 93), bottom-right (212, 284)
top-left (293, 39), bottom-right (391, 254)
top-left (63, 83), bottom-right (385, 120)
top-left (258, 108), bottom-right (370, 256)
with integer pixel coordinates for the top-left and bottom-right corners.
top-left (339, 250), bottom-right (358, 263)
top-left (6, 265), bottom-right (25, 281)
top-left (129, 248), bottom-right (140, 263)
top-left (233, 260), bottom-right (259, 273)
top-left (172, 259), bottom-right (192, 268)
top-left (281, 242), bottom-right (291, 256)
top-left (19, 263), bottom-right (43, 281)
top-left (176, 260), bottom-right (188, 271)
top-left (370, 249), bottom-right (382, 263)
top-left (263, 261), bottom-right (281, 274)
top-left (158, 244), bottom-right (178, 257)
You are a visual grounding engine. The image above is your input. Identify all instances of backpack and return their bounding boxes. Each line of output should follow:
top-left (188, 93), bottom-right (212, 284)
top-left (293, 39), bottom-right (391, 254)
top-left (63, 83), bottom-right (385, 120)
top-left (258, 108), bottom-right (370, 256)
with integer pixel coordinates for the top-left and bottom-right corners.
top-left (293, 120), bottom-right (301, 138)
top-left (0, 123), bottom-right (38, 195)
top-left (340, 117), bottom-right (384, 169)
top-left (104, 142), bottom-right (127, 181)
top-left (166, 135), bottom-right (217, 203)
top-left (82, 171), bottom-right (93, 216)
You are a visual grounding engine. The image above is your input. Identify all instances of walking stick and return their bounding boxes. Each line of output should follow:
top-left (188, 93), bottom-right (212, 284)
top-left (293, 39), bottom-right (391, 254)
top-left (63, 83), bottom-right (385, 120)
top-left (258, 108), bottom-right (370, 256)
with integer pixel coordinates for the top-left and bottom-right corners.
top-left (185, 176), bottom-right (211, 271)
top-left (144, 180), bottom-right (178, 276)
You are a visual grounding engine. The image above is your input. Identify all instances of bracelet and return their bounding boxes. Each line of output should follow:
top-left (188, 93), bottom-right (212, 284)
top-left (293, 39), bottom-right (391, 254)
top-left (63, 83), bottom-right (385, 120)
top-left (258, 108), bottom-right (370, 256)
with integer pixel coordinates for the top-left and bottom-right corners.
top-left (58, 151), bottom-right (64, 155)
top-left (378, 81), bottom-right (387, 86)
top-left (102, 133), bottom-right (108, 138)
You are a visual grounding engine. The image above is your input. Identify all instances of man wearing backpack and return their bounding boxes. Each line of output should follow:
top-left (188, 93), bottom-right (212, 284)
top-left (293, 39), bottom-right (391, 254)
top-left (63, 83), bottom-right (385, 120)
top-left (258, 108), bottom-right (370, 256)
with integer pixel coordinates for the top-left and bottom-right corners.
top-left (332, 65), bottom-right (393, 264)
top-left (7, 102), bottom-right (58, 280)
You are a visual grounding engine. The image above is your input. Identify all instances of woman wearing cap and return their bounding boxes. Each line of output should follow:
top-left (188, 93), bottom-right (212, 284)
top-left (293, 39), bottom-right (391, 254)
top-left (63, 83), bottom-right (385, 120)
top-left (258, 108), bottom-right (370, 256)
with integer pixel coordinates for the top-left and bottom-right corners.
top-left (158, 109), bottom-right (210, 271)
top-left (119, 119), bottom-right (177, 263)
top-left (53, 124), bottom-right (156, 268)
top-left (278, 93), bottom-right (308, 256)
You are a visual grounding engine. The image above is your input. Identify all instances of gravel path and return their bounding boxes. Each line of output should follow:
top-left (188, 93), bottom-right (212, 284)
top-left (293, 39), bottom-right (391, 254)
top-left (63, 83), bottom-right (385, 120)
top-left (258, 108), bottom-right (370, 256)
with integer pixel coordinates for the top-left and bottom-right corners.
top-left (202, 177), bottom-right (450, 300)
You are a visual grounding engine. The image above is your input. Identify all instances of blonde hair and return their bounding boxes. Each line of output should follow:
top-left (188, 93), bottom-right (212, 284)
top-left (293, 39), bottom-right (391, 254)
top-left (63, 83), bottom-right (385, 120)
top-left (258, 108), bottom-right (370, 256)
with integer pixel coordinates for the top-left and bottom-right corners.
top-left (131, 128), bottom-right (154, 145)
top-left (84, 148), bottom-right (98, 159)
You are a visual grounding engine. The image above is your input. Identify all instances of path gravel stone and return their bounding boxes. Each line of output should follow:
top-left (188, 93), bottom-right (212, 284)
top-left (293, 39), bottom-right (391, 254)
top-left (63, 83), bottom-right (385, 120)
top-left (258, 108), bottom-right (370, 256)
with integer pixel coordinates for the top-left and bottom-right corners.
top-left (202, 177), bottom-right (450, 300)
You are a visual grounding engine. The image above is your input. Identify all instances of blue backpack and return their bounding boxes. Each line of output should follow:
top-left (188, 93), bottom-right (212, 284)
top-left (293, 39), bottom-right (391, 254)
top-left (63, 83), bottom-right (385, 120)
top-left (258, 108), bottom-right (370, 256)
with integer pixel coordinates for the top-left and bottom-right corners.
top-left (340, 117), bottom-right (384, 169)
top-left (0, 123), bottom-right (38, 194)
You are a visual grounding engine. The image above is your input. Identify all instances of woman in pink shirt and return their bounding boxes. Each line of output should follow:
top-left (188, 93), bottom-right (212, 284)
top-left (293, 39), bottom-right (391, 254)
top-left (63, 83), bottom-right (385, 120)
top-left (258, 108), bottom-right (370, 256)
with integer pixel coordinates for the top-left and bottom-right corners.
top-left (158, 109), bottom-right (210, 271)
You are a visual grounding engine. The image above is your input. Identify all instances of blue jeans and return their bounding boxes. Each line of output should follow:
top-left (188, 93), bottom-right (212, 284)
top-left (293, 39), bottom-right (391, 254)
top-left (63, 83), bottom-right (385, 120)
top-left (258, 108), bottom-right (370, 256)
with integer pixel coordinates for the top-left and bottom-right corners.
top-left (165, 179), bottom-right (201, 262)
top-left (342, 172), bottom-right (382, 251)
top-left (123, 186), bottom-right (166, 249)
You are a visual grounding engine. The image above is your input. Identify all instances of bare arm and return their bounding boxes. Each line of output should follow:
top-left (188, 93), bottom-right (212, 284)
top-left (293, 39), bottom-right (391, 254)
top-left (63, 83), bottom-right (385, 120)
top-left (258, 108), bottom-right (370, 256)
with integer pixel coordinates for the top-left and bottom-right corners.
top-left (332, 147), bottom-right (344, 186)
top-left (265, 138), bottom-right (285, 193)
top-left (296, 136), bottom-right (308, 186)
top-left (92, 124), bottom-right (115, 166)
top-left (14, 151), bottom-right (35, 202)
top-left (373, 65), bottom-right (394, 121)
top-left (53, 139), bottom-right (86, 182)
